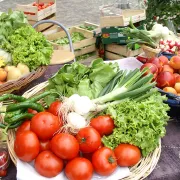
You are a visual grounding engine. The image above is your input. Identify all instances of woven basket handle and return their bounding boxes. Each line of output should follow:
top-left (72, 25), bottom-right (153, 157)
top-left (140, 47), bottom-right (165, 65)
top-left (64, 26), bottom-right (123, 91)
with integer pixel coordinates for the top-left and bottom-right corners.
top-left (32, 20), bottom-right (76, 62)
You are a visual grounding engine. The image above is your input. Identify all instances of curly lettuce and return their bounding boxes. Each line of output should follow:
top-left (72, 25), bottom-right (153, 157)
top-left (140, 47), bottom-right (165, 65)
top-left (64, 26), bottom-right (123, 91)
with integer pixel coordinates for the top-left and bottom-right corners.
top-left (102, 93), bottom-right (170, 157)
top-left (2, 26), bottom-right (53, 70)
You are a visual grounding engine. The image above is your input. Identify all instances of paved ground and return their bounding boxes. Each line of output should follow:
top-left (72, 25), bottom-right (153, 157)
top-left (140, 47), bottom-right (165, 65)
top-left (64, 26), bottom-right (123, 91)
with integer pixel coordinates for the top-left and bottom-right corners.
top-left (0, 0), bottom-right (138, 27)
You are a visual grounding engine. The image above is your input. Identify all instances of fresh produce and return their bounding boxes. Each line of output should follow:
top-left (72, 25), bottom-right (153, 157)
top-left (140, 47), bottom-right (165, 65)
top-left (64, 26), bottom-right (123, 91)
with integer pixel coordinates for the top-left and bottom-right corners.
top-left (0, 49), bottom-right (11, 64)
top-left (53, 32), bottom-right (86, 45)
top-left (0, 68), bottom-right (7, 82)
top-left (16, 120), bottom-right (31, 136)
top-left (156, 71), bottom-right (175, 88)
top-left (174, 83), bottom-right (180, 93)
top-left (163, 87), bottom-right (177, 95)
top-left (48, 100), bottom-right (62, 116)
top-left (169, 56), bottom-right (180, 69)
top-left (65, 157), bottom-right (93, 180)
top-left (14, 131), bottom-right (40, 162)
top-left (162, 65), bottom-right (174, 73)
top-left (0, 151), bottom-right (8, 167)
top-left (102, 92), bottom-right (169, 156)
top-left (39, 140), bottom-right (51, 152)
top-left (0, 10), bottom-right (28, 46)
top-left (90, 115), bottom-right (115, 136)
top-left (140, 63), bottom-right (158, 80)
top-left (159, 56), bottom-right (169, 65)
top-left (0, 170), bottom-right (7, 177)
top-left (50, 133), bottom-right (79, 160)
top-left (92, 147), bottom-right (117, 176)
top-left (30, 112), bottom-right (62, 140)
top-left (45, 59), bottom-right (119, 105)
top-left (31, 1), bottom-right (54, 12)
top-left (17, 63), bottom-right (30, 76)
top-left (7, 67), bottom-right (21, 81)
top-left (114, 144), bottom-right (141, 167)
top-left (34, 150), bottom-right (63, 178)
top-left (147, 57), bottom-right (163, 73)
top-left (2, 25), bottom-right (53, 70)
top-left (76, 127), bottom-right (101, 153)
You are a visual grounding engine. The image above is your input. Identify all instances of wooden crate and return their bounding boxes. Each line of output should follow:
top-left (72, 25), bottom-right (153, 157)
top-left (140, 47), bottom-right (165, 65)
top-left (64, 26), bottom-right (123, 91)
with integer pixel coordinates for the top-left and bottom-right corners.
top-left (105, 44), bottom-right (143, 57)
top-left (76, 21), bottom-right (99, 32)
top-left (105, 51), bottom-right (124, 60)
top-left (75, 45), bottom-right (96, 57)
top-left (46, 27), bottom-right (96, 53)
top-left (100, 9), bottom-right (146, 28)
top-left (16, 0), bottom-right (56, 21)
top-left (29, 13), bottom-right (56, 32)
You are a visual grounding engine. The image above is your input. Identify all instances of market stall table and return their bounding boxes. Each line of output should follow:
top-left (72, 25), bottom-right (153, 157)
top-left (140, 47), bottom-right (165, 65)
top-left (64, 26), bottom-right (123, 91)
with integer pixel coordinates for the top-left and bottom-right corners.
top-left (2, 64), bottom-right (180, 180)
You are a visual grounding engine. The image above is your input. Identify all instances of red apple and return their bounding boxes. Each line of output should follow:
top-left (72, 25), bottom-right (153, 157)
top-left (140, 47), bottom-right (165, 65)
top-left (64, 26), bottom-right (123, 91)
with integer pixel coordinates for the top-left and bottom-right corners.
top-left (162, 65), bottom-right (174, 74)
top-left (147, 57), bottom-right (163, 73)
top-left (169, 56), bottom-right (180, 69)
top-left (159, 56), bottom-right (169, 65)
top-left (140, 63), bottom-right (158, 80)
top-left (156, 71), bottom-right (175, 88)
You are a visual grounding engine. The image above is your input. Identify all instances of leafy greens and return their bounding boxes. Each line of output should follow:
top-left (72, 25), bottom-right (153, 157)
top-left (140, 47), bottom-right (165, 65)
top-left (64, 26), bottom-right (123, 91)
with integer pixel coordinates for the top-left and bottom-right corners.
top-left (102, 92), bottom-right (170, 157)
top-left (45, 59), bottom-right (119, 106)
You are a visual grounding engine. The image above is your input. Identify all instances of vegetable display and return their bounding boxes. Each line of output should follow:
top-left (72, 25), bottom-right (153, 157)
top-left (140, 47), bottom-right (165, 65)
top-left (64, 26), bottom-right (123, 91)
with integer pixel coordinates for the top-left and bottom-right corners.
top-left (0, 10), bottom-right (53, 84)
top-left (0, 59), bottom-right (170, 179)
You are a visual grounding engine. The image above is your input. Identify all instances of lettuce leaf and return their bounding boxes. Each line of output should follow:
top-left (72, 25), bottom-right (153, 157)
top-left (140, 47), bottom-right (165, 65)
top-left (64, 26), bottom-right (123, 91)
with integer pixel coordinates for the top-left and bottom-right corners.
top-left (102, 92), bottom-right (170, 157)
top-left (45, 59), bottom-right (119, 106)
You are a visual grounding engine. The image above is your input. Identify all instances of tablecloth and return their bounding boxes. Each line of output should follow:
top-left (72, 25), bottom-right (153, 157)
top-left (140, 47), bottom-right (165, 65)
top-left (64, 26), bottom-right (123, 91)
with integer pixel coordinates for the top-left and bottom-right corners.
top-left (2, 65), bottom-right (180, 180)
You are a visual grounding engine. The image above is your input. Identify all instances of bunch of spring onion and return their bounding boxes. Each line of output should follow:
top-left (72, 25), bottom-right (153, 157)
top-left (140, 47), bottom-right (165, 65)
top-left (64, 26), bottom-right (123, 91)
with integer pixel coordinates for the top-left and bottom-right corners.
top-left (58, 68), bottom-right (157, 134)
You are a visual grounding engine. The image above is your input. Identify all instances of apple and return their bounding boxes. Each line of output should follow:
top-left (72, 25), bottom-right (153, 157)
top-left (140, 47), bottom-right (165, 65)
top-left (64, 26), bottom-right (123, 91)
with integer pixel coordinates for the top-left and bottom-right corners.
top-left (175, 75), bottom-right (180, 83)
top-left (147, 57), bottom-right (163, 73)
top-left (140, 63), bottom-right (158, 80)
top-left (156, 71), bottom-right (175, 88)
top-left (158, 56), bottom-right (169, 65)
top-left (169, 56), bottom-right (180, 69)
top-left (162, 65), bottom-right (174, 74)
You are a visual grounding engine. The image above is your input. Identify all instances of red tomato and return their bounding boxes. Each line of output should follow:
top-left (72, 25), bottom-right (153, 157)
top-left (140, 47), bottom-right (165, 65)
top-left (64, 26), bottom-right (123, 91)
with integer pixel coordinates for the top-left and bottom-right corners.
top-left (76, 127), bottom-right (101, 153)
top-left (28, 108), bottom-right (38, 115)
top-left (30, 112), bottom-right (62, 140)
top-left (51, 133), bottom-right (79, 160)
top-left (0, 151), bottom-right (8, 167)
top-left (39, 140), bottom-right (51, 152)
top-left (48, 101), bottom-right (62, 116)
top-left (65, 157), bottom-right (93, 180)
top-left (16, 120), bottom-right (31, 136)
top-left (49, 2), bottom-right (54, 5)
top-left (14, 131), bottom-right (40, 162)
top-left (35, 150), bottom-right (63, 178)
top-left (90, 115), bottom-right (114, 136)
top-left (114, 144), bottom-right (141, 167)
top-left (92, 147), bottom-right (117, 176)
top-left (0, 169), bottom-right (7, 177)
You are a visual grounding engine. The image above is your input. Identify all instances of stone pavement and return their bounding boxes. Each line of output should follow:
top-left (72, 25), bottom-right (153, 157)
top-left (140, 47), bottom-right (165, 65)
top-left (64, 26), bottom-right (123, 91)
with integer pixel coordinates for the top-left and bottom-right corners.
top-left (0, 0), bottom-right (138, 27)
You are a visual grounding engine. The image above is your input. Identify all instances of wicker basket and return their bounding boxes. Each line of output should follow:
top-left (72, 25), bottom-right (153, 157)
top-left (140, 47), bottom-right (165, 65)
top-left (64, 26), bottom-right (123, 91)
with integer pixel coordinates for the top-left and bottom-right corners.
top-left (0, 66), bottom-right (47, 95)
top-left (2, 81), bottom-right (161, 180)
top-left (141, 45), bottom-right (161, 58)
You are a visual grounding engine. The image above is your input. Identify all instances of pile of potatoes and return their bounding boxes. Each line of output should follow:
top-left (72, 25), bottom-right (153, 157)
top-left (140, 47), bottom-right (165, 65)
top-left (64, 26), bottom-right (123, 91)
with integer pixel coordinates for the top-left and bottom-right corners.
top-left (0, 63), bottom-right (30, 84)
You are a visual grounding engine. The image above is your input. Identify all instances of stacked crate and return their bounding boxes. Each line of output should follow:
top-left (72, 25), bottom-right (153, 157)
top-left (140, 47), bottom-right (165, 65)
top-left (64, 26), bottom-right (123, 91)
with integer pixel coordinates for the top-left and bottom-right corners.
top-left (16, 0), bottom-right (56, 32)
top-left (46, 27), bottom-right (97, 58)
top-left (100, 8), bottom-right (146, 60)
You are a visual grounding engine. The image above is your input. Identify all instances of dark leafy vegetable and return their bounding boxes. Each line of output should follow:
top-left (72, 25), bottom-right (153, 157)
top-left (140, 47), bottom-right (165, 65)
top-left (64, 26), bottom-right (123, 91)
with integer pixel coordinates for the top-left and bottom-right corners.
top-left (102, 92), bottom-right (170, 157)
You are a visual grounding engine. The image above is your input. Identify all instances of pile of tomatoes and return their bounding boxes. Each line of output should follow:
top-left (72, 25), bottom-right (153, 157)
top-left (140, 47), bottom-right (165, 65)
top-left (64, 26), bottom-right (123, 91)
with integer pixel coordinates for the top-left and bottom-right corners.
top-left (14, 101), bottom-right (141, 180)
top-left (24, 1), bottom-right (54, 15)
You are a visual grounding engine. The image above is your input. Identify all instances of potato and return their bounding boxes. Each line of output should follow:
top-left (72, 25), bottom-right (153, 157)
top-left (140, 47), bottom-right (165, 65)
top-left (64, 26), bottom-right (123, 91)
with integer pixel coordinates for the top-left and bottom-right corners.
top-left (17, 63), bottom-right (30, 76)
top-left (7, 67), bottom-right (22, 81)
top-left (4, 65), bottom-right (16, 72)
